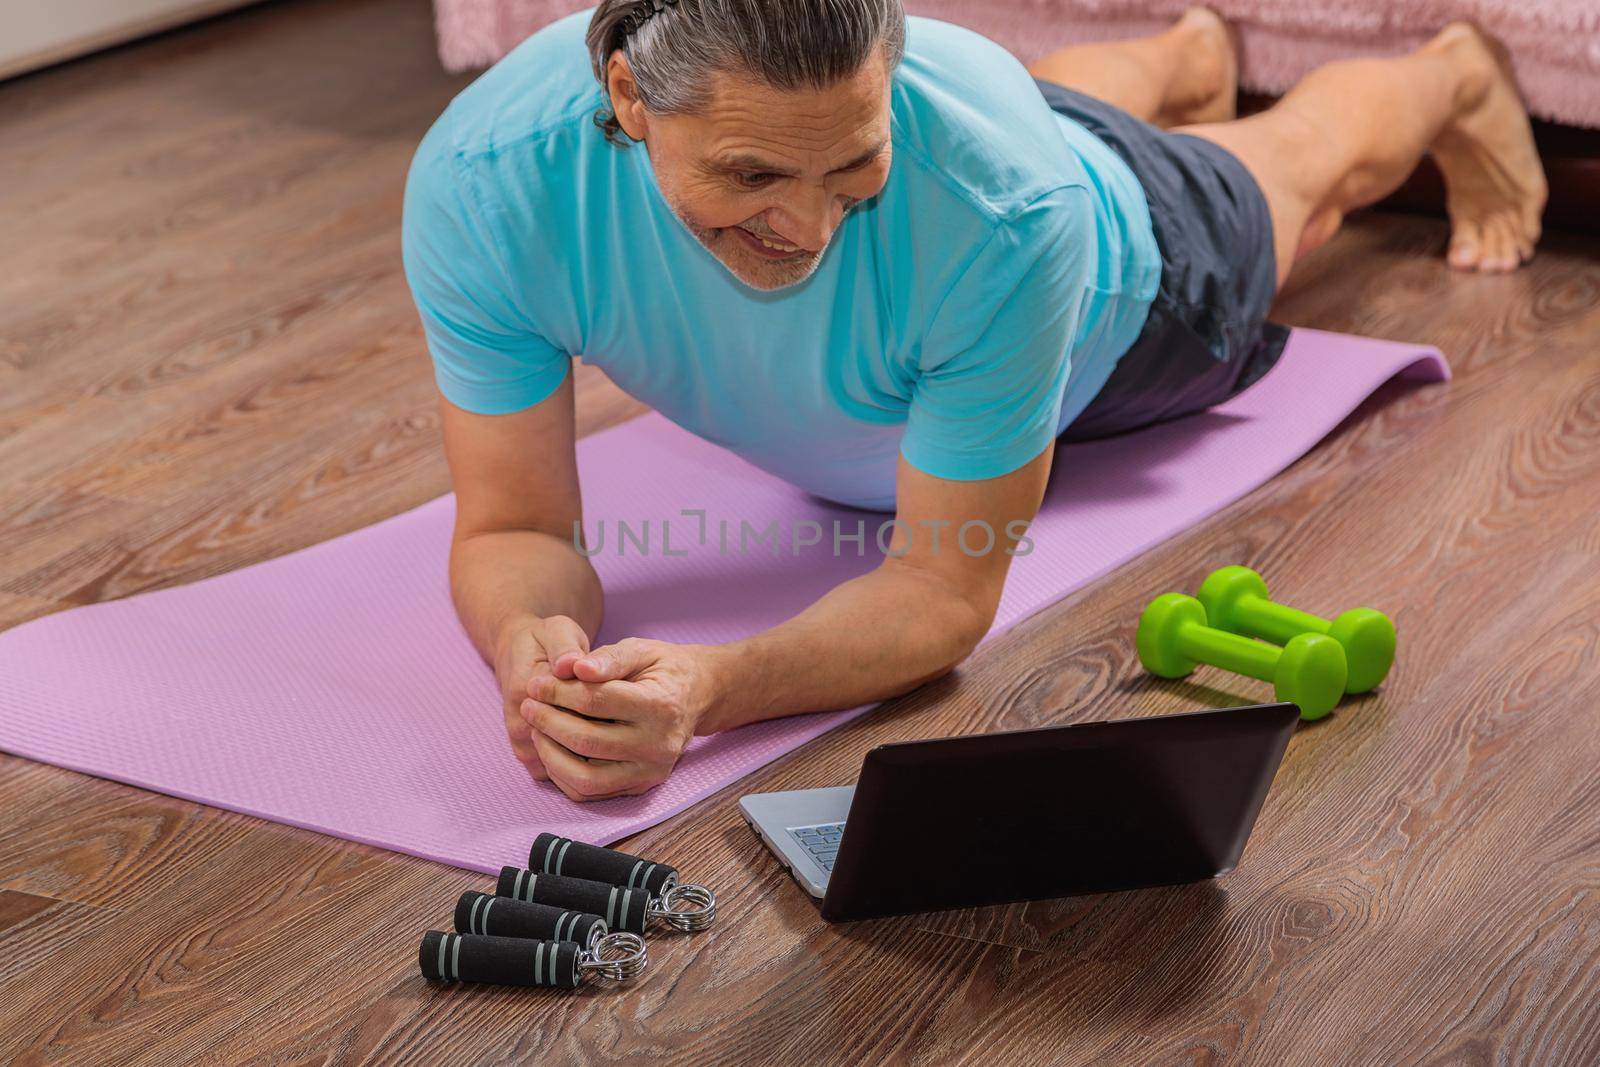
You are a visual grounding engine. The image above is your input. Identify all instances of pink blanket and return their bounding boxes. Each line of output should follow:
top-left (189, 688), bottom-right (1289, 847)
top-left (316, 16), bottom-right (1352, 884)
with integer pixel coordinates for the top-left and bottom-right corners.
top-left (0, 329), bottom-right (1445, 873)
top-left (432, 0), bottom-right (1600, 129)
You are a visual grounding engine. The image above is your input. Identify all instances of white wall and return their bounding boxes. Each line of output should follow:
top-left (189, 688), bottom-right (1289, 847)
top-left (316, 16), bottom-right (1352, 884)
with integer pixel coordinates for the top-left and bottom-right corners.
top-left (1, 0), bottom-right (268, 80)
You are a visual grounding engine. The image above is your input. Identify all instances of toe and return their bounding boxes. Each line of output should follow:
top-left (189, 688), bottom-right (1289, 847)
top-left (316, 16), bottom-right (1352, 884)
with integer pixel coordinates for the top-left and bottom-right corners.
top-left (1522, 212), bottom-right (1542, 255)
top-left (1447, 219), bottom-right (1483, 271)
top-left (1493, 217), bottom-right (1525, 272)
top-left (1478, 220), bottom-right (1513, 272)
top-left (1515, 227), bottom-right (1534, 264)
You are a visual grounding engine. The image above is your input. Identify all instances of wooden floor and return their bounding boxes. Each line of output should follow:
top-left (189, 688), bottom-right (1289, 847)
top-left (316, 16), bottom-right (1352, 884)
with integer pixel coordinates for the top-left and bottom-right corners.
top-left (2, 0), bottom-right (1598, 1062)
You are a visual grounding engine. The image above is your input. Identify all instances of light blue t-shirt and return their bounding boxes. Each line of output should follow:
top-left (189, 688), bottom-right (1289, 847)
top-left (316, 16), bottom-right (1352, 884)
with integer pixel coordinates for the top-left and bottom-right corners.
top-left (403, 10), bottom-right (1160, 511)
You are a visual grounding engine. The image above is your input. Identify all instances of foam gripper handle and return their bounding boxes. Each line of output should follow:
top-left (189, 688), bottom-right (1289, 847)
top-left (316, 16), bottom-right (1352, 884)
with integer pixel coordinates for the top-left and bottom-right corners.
top-left (529, 832), bottom-right (679, 897)
top-left (419, 931), bottom-right (580, 989)
top-left (455, 891), bottom-right (606, 946)
top-left (497, 866), bottom-right (650, 935)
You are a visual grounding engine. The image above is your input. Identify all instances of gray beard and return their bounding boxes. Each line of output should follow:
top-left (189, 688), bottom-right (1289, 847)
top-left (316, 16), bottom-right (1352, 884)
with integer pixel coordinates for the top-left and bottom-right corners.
top-left (659, 189), bottom-right (846, 293)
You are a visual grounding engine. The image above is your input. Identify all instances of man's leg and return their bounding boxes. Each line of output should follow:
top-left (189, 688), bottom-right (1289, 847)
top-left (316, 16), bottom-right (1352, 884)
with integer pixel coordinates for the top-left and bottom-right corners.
top-left (1027, 7), bottom-right (1237, 128)
top-left (1177, 23), bottom-right (1546, 279)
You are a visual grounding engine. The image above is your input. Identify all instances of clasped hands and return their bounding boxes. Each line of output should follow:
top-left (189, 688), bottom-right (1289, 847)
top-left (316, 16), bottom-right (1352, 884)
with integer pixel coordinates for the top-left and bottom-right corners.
top-left (496, 615), bottom-right (730, 801)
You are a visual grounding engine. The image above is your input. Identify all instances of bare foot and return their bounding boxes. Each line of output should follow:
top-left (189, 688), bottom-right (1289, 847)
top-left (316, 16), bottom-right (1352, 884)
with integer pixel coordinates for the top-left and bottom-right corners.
top-left (1159, 7), bottom-right (1238, 126)
top-left (1425, 23), bottom-right (1547, 273)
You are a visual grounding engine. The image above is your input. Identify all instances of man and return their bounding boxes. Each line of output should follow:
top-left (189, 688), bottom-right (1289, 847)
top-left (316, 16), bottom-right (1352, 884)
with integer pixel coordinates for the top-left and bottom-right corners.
top-left (402, 2), bottom-right (1544, 801)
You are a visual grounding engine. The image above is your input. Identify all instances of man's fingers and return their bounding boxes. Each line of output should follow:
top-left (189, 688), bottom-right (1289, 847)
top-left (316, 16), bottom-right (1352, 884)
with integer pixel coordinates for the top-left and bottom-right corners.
top-left (531, 733), bottom-right (636, 802)
top-left (547, 650), bottom-right (586, 680)
top-left (505, 719), bottom-right (552, 780)
top-left (534, 615), bottom-right (591, 681)
top-left (531, 675), bottom-right (635, 722)
top-left (515, 748), bottom-right (551, 781)
top-left (504, 695), bottom-right (553, 774)
top-left (523, 700), bottom-right (633, 761)
top-left (574, 638), bottom-right (654, 683)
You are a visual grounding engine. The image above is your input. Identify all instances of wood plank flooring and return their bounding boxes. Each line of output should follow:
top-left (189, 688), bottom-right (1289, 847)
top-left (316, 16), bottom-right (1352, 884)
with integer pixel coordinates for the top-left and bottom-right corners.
top-left (2, 0), bottom-right (1597, 1062)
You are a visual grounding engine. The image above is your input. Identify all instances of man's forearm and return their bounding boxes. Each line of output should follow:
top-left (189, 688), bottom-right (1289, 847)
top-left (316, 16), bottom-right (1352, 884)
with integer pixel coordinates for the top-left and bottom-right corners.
top-left (449, 529), bottom-right (604, 662)
top-left (700, 561), bottom-right (992, 733)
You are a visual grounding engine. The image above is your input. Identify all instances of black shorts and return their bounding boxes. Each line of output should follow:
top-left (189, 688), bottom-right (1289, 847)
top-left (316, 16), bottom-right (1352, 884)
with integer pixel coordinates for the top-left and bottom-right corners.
top-left (1035, 79), bottom-right (1291, 441)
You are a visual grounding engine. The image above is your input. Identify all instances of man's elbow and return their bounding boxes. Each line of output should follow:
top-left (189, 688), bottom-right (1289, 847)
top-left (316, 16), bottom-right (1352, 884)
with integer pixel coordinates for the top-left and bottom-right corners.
top-left (929, 592), bottom-right (995, 678)
top-left (882, 559), bottom-right (998, 669)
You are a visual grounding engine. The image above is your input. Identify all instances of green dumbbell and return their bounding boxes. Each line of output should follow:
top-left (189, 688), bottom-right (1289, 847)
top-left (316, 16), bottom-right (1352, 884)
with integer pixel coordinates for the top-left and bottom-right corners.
top-left (1137, 593), bottom-right (1348, 721)
top-left (1196, 566), bottom-right (1395, 694)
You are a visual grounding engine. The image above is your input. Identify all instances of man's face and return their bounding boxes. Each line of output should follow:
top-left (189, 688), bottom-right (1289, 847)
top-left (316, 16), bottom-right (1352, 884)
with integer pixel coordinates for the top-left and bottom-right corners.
top-left (612, 55), bottom-right (893, 291)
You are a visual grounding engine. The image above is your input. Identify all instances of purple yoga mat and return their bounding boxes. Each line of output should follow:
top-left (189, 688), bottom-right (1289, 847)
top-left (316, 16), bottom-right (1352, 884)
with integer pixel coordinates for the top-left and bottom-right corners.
top-left (0, 329), bottom-right (1445, 872)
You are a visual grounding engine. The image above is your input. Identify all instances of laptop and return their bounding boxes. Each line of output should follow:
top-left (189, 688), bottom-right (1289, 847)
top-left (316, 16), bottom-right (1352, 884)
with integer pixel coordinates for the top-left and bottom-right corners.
top-left (739, 702), bottom-right (1300, 921)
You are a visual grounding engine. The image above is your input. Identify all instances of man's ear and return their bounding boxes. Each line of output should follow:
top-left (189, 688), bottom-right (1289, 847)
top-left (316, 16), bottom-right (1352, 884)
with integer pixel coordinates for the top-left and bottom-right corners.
top-left (605, 53), bottom-right (649, 141)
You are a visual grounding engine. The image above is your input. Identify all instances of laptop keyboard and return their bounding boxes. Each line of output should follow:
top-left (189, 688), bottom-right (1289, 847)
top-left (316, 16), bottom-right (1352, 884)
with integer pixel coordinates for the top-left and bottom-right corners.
top-left (788, 822), bottom-right (846, 872)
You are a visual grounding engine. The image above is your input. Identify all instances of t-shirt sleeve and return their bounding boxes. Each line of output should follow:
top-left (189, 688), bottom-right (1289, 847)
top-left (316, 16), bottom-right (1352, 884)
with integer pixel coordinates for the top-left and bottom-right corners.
top-left (901, 185), bottom-right (1094, 481)
top-left (401, 118), bottom-right (571, 415)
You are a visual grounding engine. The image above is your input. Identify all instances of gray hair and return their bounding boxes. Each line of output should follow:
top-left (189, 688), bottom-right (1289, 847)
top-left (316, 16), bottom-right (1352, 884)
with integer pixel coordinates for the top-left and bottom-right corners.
top-left (586, 0), bottom-right (907, 144)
